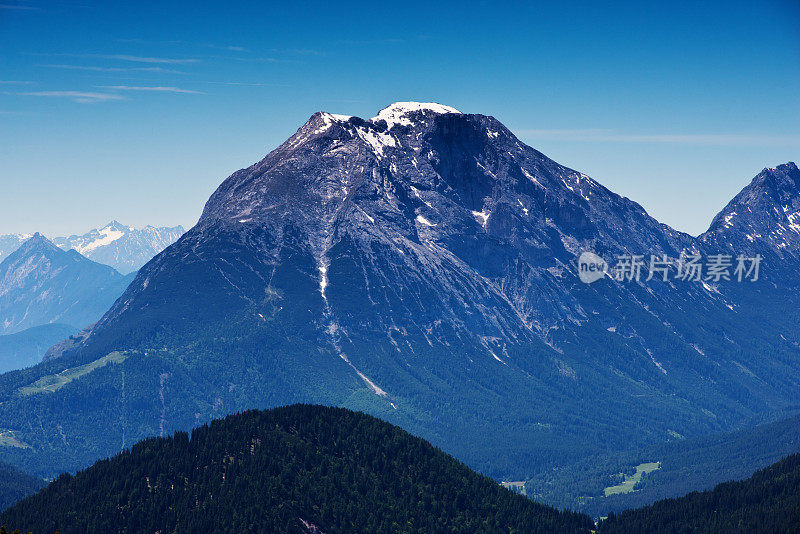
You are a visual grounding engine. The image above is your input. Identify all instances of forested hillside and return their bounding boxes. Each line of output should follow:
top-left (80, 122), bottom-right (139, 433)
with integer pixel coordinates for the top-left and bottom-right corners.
top-left (525, 412), bottom-right (800, 516)
top-left (0, 405), bottom-right (594, 533)
top-left (598, 452), bottom-right (800, 533)
top-left (0, 462), bottom-right (44, 513)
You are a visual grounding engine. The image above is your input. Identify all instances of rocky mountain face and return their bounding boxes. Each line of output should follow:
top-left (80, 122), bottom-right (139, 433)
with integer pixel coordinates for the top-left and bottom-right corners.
top-left (53, 221), bottom-right (185, 274)
top-left (0, 103), bottom-right (797, 483)
top-left (700, 162), bottom-right (800, 263)
top-left (0, 234), bottom-right (133, 335)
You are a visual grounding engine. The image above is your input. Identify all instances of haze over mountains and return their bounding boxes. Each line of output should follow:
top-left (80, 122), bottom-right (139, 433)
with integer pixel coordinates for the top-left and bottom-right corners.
top-left (0, 224), bottom-right (184, 374)
top-left (0, 222), bottom-right (185, 274)
top-left (0, 324), bottom-right (78, 374)
top-left (53, 221), bottom-right (185, 274)
top-left (0, 234), bottom-right (133, 336)
top-left (0, 103), bottom-right (797, 518)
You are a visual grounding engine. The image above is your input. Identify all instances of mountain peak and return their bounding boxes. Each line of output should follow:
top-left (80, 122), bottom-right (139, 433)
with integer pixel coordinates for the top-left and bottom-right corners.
top-left (700, 162), bottom-right (800, 258)
top-left (761, 162), bottom-right (800, 191)
top-left (17, 232), bottom-right (58, 254)
top-left (52, 222), bottom-right (184, 274)
top-left (767, 161), bottom-right (797, 172)
top-left (371, 101), bottom-right (461, 129)
top-left (740, 162), bottom-right (800, 203)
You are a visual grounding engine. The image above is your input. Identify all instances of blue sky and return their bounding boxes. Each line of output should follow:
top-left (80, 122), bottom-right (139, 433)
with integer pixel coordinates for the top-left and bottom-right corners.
top-left (1, 0), bottom-right (798, 236)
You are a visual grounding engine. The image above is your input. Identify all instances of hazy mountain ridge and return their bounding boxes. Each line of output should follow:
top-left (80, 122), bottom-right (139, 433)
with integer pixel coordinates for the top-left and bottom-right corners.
top-left (0, 234), bottom-right (133, 336)
top-left (0, 461), bottom-right (45, 514)
top-left (53, 221), bottom-right (185, 274)
top-left (0, 235), bottom-right (32, 263)
top-left (0, 323), bottom-right (79, 374)
top-left (0, 222), bottom-right (185, 275)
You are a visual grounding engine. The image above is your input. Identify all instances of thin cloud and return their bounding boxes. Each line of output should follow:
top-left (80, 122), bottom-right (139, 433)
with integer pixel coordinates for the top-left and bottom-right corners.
top-left (224, 56), bottom-right (300, 64)
top-left (0, 3), bottom-right (41, 10)
top-left (31, 52), bottom-right (200, 64)
top-left (117, 38), bottom-right (249, 52)
top-left (335, 37), bottom-right (404, 45)
top-left (266, 48), bottom-right (325, 56)
top-left (93, 54), bottom-right (199, 64)
top-left (187, 42), bottom-right (248, 52)
top-left (17, 91), bottom-right (124, 103)
top-left (203, 81), bottom-right (291, 87)
top-left (40, 64), bottom-right (186, 74)
top-left (519, 129), bottom-right (800, 147)
top-left (101, 85), bottom-right (204, 94)
top-left (23, 53), bottom-right (200, 64)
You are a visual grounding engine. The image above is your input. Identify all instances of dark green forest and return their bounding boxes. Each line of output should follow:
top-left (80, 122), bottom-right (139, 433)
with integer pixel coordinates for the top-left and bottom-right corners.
top-left (598, 452), bottom-right (800, 533)
top-left (524, 412), bottom-right (800, 516)
top-left (0, 405), bottom-right (594, 533)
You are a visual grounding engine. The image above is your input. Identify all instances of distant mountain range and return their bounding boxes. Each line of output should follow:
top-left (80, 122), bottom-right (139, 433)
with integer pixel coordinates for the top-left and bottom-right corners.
top-left (0, 222), bottom-right (185, 274)
top-left (0, 405), bottom-right (594, 533)
top-left (0, 234), bottom-right (133, 335)
top-left (53, 221), bottom-right (185, 274)
top-left (0, 224), bottom-right (182, 372)
top-left (0, 102), bottom-right (797, 507)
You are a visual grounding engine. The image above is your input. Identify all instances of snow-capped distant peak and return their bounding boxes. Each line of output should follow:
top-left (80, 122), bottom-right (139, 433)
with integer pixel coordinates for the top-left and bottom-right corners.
top-left (48, 222), bottom-right (185, 273)
top-left (103, 220), bottom-right (134, 232)
top-left (75, 225), bottom-right (126, 255)
top-left (371, 102), bottom-right (461, 129)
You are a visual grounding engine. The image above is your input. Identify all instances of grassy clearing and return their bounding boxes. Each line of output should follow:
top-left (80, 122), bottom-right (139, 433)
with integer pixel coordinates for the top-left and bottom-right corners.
top-left (604, 462), bottom-right (661, 496)
top-left (501, 481), bottom-right (527, 495)
top-left (17, 351), bottom-right (129, 397)
top-left (0, 429), bottom-right (29, 448)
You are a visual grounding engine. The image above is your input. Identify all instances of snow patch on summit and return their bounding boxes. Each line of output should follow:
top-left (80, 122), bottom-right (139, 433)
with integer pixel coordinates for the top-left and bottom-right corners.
top-left (371, 102), bottom-right (461, 130)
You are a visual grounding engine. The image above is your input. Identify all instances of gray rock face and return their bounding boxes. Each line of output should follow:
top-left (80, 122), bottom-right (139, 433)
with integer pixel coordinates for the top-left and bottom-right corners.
top-left (701, 162), bottom-right (800, 262)
top-left (1, 103), bottom-right (798, 481)
top-left (197, 104), bottom-right (700, 338)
